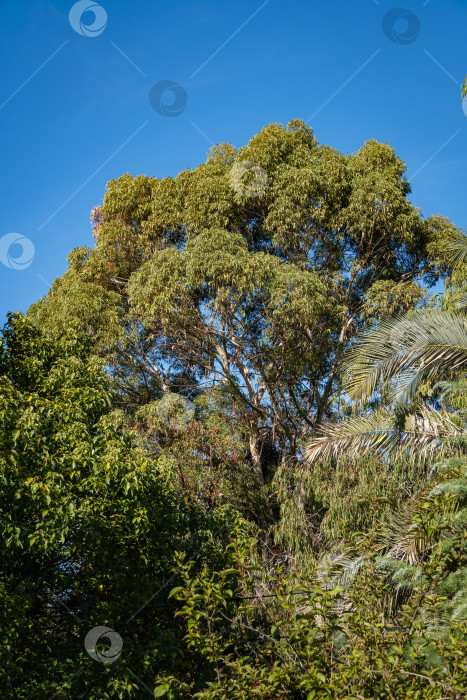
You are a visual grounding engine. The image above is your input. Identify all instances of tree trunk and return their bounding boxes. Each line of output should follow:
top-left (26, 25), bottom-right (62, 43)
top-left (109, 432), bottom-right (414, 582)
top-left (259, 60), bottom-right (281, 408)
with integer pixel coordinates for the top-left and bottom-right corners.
top-left (249, 432), bottom-right (265, 487)
top-left (248, 431), bottom-right (274, 562)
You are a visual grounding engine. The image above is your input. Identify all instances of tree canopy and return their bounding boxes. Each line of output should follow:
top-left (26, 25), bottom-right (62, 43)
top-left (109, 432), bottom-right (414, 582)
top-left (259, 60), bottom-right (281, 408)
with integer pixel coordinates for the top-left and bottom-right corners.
top-left (0, 313), bottom-right (245, 698)
top-left (28, 120), bottom-right (458, 553)
top-left (3, 118), bottom-right (466, 697)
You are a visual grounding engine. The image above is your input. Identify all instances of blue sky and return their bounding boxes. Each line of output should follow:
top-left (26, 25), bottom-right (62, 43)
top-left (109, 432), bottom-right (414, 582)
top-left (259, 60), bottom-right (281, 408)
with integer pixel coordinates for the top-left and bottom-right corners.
top-left (1, 0), bottom-right (466, 323)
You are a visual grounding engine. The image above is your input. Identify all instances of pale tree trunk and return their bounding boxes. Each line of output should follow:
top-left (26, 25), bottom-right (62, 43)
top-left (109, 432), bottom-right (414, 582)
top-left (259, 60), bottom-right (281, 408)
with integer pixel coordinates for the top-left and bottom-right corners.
top-left (249, 432), bottom-right (265, 487)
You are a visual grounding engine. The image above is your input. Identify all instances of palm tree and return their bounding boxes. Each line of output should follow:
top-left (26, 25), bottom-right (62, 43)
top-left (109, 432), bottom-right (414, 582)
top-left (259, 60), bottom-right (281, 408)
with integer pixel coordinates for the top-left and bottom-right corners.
top-left (305, 229), bottom-right (467, 465)
top-left (304, 230), bottom-right (467, 630)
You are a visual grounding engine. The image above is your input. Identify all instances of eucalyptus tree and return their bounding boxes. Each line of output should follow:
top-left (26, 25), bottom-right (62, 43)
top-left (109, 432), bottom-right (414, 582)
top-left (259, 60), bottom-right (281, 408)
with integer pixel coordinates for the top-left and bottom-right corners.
top-left (29, 120), bottom-right (458, 548)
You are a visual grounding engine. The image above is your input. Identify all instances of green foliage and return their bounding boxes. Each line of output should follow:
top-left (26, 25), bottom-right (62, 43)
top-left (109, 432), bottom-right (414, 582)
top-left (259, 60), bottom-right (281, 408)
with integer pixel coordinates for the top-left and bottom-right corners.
top-left (0, 315), bottom-right (247, 698)
top-left (361, 280), bottom-right (432, 323)
top-left (8, 118), bottom-right (467, 696)
top-left (301, 230), bottom-right (467, 694)
top-left (27, 120), bottom-right (459, 557)
top-left (163, 533), bottom-right (467, 698)
top-left (287, 456), bottom-right (427, 543)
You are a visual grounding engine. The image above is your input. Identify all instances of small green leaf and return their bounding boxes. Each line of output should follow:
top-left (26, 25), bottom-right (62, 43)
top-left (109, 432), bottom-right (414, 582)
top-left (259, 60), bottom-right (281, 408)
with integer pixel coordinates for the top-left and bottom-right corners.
top-left (168, 586), bottom-right (184, 599)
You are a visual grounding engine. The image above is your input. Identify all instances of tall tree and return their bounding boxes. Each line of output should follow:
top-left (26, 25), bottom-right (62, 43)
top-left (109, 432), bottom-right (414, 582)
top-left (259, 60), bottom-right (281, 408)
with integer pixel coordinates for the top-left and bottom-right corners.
top-left (29, 120), bottom-right (458, 550)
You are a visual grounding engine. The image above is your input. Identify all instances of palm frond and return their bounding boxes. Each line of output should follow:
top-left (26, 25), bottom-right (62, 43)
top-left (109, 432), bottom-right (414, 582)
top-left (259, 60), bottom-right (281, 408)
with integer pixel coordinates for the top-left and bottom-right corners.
top-left (374, 457), bottom-right (467, 561)
top-left (376, 510), bottom-right (427, 564)
top-left (344, 312), bottom-right (467, 403)
top-left (454, 292), bottom-right (467, 311)
top-left (305, 405), bottom-right (462, 465)
top-left (444, 228), bottom-right (467, 267)
top-left (316, 552), bottom-right (366, 588)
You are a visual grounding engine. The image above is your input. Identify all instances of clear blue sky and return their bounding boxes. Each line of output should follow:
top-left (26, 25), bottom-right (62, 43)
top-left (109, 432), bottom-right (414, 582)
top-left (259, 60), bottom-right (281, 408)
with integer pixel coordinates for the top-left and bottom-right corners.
top-left (1, 0), bottom-right (466, 323)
